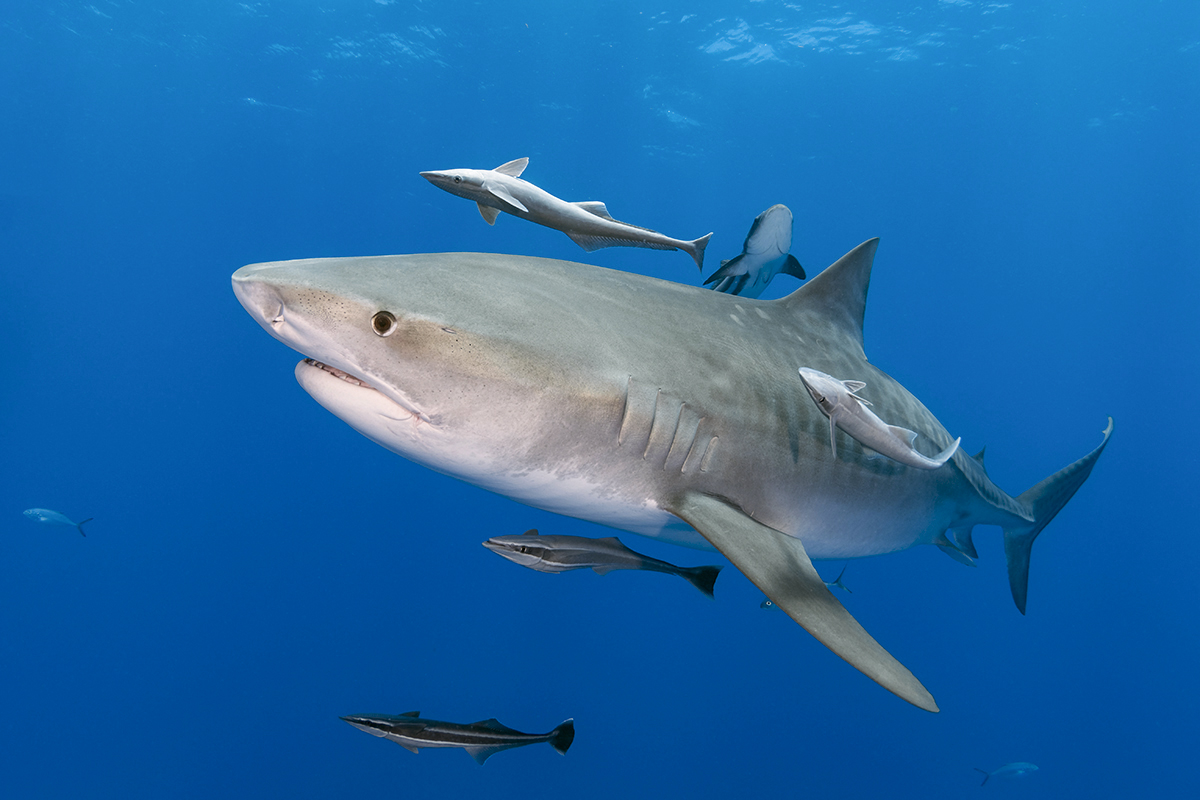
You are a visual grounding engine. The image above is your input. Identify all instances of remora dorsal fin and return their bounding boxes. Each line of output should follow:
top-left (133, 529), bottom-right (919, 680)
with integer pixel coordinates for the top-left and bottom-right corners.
top-left (574, 201), bottom-right (613, 219)
top-left (493, 157), bottom-right (528, 177)
top-left (775, 238), bottom-right (879, 358)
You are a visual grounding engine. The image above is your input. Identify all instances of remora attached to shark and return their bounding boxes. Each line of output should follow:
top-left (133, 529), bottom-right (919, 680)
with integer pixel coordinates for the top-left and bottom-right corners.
top-left (420, 158), bottom-right (713, 268)
top-left (232, 239), bottom-right (1112, 712)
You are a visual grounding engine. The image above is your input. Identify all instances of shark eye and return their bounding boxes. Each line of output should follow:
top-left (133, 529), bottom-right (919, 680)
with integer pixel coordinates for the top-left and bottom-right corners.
top-left (371, 310), bottom-right (398, 337)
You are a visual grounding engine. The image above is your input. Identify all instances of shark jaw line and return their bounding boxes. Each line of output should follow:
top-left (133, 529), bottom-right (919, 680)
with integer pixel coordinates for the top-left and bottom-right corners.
top-left (298, 357), bottom-right (434, 426)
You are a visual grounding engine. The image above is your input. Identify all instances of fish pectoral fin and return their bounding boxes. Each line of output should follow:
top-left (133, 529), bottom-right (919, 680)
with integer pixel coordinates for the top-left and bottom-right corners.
top-left (477, 202), bottom-right (501, 225)
top-left (591, 564), bottom-right (620, 575)
top-left (573, 200), bottom-right (613, 219)
top-left (398, 742), bottom-right (421, 753)
top-left (492, 157), bottom-right (528, 177)
top-left (843, 380), bottom-right (867, 394)
top-left (668, 491), bottom-right (938, 712)
top-left (482, 181), bottom-right (528, 212)
top-left (781, 253), bottom-right (806, 280)
top-left (703, 254), bottom-right (747, 286)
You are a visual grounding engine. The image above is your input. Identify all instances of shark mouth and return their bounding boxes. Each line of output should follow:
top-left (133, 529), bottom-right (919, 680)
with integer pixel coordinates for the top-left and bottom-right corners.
top-left (303, 358), bottom-right (374, 390)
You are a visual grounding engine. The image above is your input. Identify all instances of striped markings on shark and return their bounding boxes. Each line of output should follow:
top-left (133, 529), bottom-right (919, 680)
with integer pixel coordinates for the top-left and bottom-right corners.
top-left (483, 529), bottom-right (722, 597)
top-left (420, 158), bottom-right (712, 269)
top-left (23, 508), bottom-right (91, 537)
top-left (340, 711), bottom-right (574, 765)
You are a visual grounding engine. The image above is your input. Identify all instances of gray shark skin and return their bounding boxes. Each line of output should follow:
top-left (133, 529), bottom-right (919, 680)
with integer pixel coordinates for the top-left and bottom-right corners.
top-left (483, 528), bottom-right (722, 597)
top-left (232, 239), bottom-right (1113, 712)
top-left (23, 508), bottom-right (91, 537)
top-left (341, 711), bottom-right (574, 765)
top-left (420, 158), bottom-right (713, 268)
top-left (705, 203), bottom-right (806, 297)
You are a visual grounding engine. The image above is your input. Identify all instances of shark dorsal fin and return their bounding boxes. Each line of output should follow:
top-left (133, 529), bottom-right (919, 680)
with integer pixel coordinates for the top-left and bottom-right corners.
top-left (493, 157), bottom-right (528, 177)
top-left (574, 201), bottom-right (613, 219)
top-left (775, 238), bottom-right (878, 358)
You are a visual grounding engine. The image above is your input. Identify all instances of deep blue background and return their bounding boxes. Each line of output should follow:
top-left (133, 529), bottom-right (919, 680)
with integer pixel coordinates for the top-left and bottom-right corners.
top-left (2, 2), bottom-right (1196, 797)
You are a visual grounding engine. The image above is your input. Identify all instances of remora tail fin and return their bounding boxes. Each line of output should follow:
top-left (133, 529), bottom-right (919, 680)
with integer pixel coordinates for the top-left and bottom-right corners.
top-left (679, 564), bottom-right (722, 597)
top-left (1004, 417), bottom-right (1114, 614)
top-left (549, 718), bottom-right (575, 755)
top-left (687, 232), bottom-right (713, 270)
top-left (77, 517), bottom-right (93, 537)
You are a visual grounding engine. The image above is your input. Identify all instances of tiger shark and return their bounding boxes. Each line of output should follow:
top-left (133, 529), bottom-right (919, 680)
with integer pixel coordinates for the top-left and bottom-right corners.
top-left (231, 239), bottom-right (1112, 712)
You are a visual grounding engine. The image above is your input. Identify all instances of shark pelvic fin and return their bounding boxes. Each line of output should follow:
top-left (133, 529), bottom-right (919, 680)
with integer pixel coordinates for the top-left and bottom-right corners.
top-left (483, 181), bottom-right (528, 212)
top-left (477, 203), bottom-right (501, 225)
top-left (669, 491), bottom-right (938, 712)
top-left (1004, 417), bottom-right (1113, 614)
top-left (776, 238), bottom-right (878, 358)
top-left (493, 157), bottom-right (528, 177)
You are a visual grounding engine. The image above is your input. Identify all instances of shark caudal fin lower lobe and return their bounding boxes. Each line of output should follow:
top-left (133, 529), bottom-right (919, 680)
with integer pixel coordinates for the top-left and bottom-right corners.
top-left (550, 719), bottom-right (575, 755)
top-left (1004, 417), bottom-right (1113, 614)
top-left (680, 564), bottom-right (723, 597)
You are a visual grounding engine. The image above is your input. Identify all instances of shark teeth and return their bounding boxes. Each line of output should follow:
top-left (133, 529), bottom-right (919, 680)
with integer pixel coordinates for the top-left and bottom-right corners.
top-left (304, 358), bottom-right (374, 389)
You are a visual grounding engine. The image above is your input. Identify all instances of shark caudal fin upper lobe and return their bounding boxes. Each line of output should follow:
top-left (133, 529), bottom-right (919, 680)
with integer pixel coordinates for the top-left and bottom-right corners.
top-left (549, 719), bottom-right (575, 755)
top-left (1004, 417), bottom-right (1113, 613)
top-left (680, 564), bottom-right (722, 597)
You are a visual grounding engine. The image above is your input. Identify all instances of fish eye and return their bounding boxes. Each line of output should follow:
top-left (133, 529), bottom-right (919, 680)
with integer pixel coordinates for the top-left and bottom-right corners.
top-left (453, 175), bottom-right (462, 184)
top-left (371, 310), bottom-right (398, 337)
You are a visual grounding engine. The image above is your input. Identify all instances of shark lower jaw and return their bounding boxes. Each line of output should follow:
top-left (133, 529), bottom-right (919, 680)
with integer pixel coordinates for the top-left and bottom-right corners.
top-left (296, 358), bottom-right (432, 427)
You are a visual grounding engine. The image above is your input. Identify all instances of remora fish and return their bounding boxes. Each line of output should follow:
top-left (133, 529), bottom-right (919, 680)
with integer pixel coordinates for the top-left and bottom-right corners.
top-left (232, 239), bottom-right (1113, 712)
top-left (798, 367), bottom-right (961, 469)
top-left (420, 158), bottom-right (713, 268)
top-left (483, 528), bottom-right (722, 597)
top-left (974, 762), bottom-right (1039, 785)
top-left (340, 711), bottom-right (574, 765)
top-left (704, 204), bottom-right (805, 297)
top-left (761, 565), bottom-right (850, 608)
top-left (23, 508), bottom-right (91, 537)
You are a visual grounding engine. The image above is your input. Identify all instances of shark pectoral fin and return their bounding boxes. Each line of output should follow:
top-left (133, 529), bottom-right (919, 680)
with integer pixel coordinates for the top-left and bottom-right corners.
top-left (477, 203), bottom-right (501, 225)
top-left (493, 157), bottom-right (529, 177)
top-left (483, 181), bottom-right (528, 212)
top-left (781, 253), bottom-right (806, 280)
top-left (669, 492), bottom-right (938, 712)
top-left (573, 200), bottom-right (613, 219)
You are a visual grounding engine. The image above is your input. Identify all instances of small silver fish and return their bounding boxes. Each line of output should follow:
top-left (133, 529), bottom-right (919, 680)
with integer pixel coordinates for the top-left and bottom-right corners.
top-left (705, 204), bottom-right (805, 297)
top-left (761, 565), bottom-right (851, 608)
top-left (341, 711), bottom-right (574, 765)
top-left (798, 367), bottom-right (960, 469)
top-left (23, 508), bottom-right (91, 537)
top-left (484, 529), bottom-right (722, 597)
top-left (974, 762), bottom-right (1039, 785)
top-left (420, 158), bottom-right (712, 268)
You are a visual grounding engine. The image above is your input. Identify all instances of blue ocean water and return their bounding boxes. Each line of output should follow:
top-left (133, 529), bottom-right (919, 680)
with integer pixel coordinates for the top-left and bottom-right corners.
top-left (2, 1), bottom-right (1196, 797)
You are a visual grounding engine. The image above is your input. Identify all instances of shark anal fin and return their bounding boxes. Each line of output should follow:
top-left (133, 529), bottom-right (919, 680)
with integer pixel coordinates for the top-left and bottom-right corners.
top-left (477, 203), bottom-right (501, 225)
top-left (669, 491), bottom-right (938, 712)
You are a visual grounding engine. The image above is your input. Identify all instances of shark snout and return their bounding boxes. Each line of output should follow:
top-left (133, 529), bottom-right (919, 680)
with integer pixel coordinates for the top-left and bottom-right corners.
top-left (231, 270), bottom-right (285, 332)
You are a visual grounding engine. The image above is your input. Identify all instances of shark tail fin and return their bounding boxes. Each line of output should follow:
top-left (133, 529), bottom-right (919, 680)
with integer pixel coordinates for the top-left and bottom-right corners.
top-left (77, 518), bottom-right (93, 537)
top-left (549, 718), bottom-right (575, 755)
top-left (680, 564), bottom-right (723, 598)
top-left (687, 232), bottom-right (713, 270)
top-left (1004, 417), bottom-right (1113, 614)
top-left (974, 768), bottom-right (990, 786)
